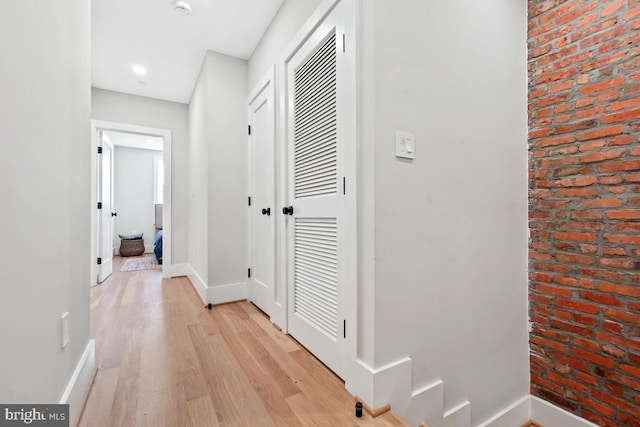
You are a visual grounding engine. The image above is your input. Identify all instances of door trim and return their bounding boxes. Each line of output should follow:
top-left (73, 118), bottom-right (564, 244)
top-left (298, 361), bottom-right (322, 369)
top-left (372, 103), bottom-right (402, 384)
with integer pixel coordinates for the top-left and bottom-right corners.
top-left (90, 120), bottom-right (173, 285)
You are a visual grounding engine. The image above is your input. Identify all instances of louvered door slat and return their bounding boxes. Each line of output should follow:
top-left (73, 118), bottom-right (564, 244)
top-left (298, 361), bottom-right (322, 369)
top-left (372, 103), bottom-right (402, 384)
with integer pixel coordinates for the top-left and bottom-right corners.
top-left (294, 31), bottom-right (337, 199)
top-left (294, 218), bottom-right (338, 339)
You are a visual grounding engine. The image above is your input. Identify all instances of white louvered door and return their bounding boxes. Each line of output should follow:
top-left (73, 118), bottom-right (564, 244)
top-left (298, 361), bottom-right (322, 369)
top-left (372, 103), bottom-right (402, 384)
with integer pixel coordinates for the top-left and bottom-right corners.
top-left (285, 3), bottom-right (347, 379)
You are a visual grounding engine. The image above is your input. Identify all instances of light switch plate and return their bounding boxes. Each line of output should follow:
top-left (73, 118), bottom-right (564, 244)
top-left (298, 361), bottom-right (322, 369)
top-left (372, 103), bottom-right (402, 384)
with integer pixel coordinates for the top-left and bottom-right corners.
top-left (61, 312), bottom-right (70, 349)
top-left (395, 131), bottom-right (415, 159)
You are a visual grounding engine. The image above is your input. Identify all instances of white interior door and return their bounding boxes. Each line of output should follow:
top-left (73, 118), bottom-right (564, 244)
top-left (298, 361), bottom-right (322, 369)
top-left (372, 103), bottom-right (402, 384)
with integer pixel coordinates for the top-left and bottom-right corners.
top-left (247, 74), bottom-right (275, 316)
top-left (98, 131), bottom-right (114, 282)
top-left (285, 5), bottom-right (347, 379)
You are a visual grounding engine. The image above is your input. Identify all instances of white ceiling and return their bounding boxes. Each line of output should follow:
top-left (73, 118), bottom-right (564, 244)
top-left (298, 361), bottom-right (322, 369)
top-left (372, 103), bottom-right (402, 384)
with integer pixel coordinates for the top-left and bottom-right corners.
top-left (92, 0), bottom-right (284, 104)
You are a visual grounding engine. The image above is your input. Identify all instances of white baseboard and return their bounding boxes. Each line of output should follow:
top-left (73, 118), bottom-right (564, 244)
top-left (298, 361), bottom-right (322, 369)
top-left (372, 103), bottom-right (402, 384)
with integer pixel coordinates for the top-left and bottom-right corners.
top-left (530, 395), bottom-right (598, 427)
top-left (208, 282), bottom-right (247, 304)
top-left (478, 395), bottom-right (598, 427)
top-left (167, 263), bottom-right (188, 277)
top-left (430, 401), bottom-right (470, 427)
top-left (144, 245), bottom-right (154, 254)
top-left (59, 339), bottom-right (96, 427)
top-left (185, 264), bottom-right (208, 304)
top-left (182, 264), bottom-right (247, 305)
top-left (478, 395), bottom-right (530, 427)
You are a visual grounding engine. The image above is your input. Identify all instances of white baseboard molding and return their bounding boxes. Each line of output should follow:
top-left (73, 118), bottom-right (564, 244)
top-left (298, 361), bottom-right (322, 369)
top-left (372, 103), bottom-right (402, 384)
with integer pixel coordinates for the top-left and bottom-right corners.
top-left (59, 340), bottom-right (96, 427)
top-left (208, 282), bottom-right (247, 305)
top-left (478, 395), bottom-right (598, 427)
top-left (167, 263), bottom-right (189, 278)
top-left (530, 395), bottom-right (599, 427)
top-left (183, 264), bottom-right (247, 306)
top-left (347, 355), bottom-right (598, 427)
top-left (400, 380), bottom-right (444, 427)
top-left (144, 245), bottom-right (154, 254)
top-left (185, 264), bottom-right (208, 304)
top-left (478, 395), bottom-right (530, 427)
top-left (429, 401), bottom-right (471, 427)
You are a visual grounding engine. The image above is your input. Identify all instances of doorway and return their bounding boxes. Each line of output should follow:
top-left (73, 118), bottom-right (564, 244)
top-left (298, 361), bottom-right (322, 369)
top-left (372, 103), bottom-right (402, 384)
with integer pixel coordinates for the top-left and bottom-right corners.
top-left (90, 120), bottom-right (173, 285)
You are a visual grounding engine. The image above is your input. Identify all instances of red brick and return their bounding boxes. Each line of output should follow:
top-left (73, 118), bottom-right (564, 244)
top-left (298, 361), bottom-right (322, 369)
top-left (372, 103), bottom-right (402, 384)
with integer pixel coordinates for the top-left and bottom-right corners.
top-left (556, 298), bottom-right (600, 314)
top-left (577, 126), bottom-right (624, 141)
top-left (607, 208), bottom-right (640, 219)
top-left (571, 347), bottom-right (616, 368)
top-left (554, 232), bottom-right (596, 242)
top-left (580, 197), bottom-right (623, 208)
top-left (555, 253), bottom-right (596, 265)
top-left (598, 282), bottom-right (640, 297)
top-left (610, 97), bottom-right (640, 111)
top-left (551, 319), bottom-right (594, 337)
top-left (579, 77), bottom-right (625, 94)
top-left (599, 175), bottom-right (622, 184)
top-left (604, 234), bottom-right (640, 244)
top-left (601, 108), bottom-right (640, 123)
top-left (599, 257), bottom-right (636, 269)
top-left (604, 309), bottom-right (640, 324)
top-left (536, 135), bottom-right (575, 148)
top-left (536, 284), bottom-right (573, 297)
top-left (579, 147), bottom-right (626, 163)
top-left (580, 290), bottom-right (624, 307)
top-left (574, 175), bottom-right (596, 186)
top-left (603, 246), bottom-right (626, 256)
top-left (578, 267), bottom-right (622, 281)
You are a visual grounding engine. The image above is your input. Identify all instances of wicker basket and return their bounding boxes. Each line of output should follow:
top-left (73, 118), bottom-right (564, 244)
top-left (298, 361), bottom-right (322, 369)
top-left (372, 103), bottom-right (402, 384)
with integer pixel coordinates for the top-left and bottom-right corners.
top-left (119, 238), bottom-right (145, 257)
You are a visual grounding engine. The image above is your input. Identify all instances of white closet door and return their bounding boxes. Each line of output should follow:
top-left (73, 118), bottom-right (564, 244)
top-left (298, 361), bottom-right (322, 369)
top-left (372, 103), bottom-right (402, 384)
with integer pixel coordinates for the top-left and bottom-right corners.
top-left (247, 73), bottom-right (275, 316)
top-left (285, 3), bottom-right (347, 379)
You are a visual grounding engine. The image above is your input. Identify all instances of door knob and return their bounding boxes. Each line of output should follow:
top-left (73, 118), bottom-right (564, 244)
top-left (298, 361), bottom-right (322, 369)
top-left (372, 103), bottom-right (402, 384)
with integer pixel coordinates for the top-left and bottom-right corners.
top-left (261, 208), bottom-right (271, 216)
top-left (282, 206), bottom-right (294, 216)
top-left (111, 212), bottom-right (117, 217)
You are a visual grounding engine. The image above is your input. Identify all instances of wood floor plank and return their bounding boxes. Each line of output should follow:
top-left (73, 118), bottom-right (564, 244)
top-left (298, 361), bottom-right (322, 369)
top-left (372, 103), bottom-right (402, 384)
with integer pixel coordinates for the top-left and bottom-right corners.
top-left (187, 395), bottom-right (221, 427)
top-left (80, 255), bottom-right (408, 427)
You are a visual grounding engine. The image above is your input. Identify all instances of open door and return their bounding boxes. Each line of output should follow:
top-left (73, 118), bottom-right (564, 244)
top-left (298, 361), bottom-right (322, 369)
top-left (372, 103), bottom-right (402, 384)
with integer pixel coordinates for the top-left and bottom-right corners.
top-left (97, 131), bottom-right (114, 282)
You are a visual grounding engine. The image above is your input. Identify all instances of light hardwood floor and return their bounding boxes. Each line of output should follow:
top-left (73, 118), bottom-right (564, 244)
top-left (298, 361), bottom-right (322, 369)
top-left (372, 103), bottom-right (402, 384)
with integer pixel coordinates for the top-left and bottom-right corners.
top-left (79, 255), bottom-right (407, 427)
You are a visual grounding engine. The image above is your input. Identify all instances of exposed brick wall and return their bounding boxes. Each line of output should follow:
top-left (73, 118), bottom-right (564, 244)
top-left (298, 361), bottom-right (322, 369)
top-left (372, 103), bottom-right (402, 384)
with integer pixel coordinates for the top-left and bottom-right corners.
top-left (528, 1), bottom-right (640, 426)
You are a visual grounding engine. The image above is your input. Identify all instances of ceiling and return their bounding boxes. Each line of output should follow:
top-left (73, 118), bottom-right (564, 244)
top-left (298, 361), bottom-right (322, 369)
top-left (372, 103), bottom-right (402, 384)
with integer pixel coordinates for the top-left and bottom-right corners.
top-left (92, 0), bottom-right (284, 104)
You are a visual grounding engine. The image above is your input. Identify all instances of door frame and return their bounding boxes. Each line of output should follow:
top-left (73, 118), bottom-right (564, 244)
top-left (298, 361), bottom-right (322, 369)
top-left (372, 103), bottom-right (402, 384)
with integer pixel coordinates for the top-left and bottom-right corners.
top-left (276, 0), bottom-right (357, 382)
top-left (246, 66), bottom-right (276, 317)
top-left (90, 120), bottom-right (173, 285)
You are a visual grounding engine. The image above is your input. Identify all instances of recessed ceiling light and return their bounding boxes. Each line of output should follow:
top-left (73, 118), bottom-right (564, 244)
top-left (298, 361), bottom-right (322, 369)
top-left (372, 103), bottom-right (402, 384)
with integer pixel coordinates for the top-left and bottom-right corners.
top-left (132, 65), bottom-right (147, 75)
top-left (174, 1), bottom-right (192, 15)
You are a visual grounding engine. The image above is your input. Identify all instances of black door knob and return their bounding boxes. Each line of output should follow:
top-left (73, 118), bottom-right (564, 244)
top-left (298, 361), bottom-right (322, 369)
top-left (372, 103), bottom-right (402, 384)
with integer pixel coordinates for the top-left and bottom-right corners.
top-left (282, 206), bottom-right (294, 216)
top-left (261, 208), bottom-right (271, 216)
top-left (111, 212), bottom-right (117, 217)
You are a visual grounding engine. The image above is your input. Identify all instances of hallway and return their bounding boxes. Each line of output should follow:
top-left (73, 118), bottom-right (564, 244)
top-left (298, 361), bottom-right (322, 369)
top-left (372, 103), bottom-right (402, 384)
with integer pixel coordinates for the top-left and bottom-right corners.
top-left (79, 256), bottom-right (406, 426)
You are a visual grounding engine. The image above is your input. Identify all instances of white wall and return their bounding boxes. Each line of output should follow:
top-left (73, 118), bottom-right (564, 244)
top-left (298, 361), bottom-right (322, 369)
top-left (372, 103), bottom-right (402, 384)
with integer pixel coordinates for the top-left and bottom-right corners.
top-left (204, 52), bottom-right (248, 287)
top-left (187, 51), bottom-right (248, 299)
top-left (91, 88), bottom-right (189, 263)
top-left (248, 0), bottom-right (323, 89)
top-left (365, 0), bottom-right (529, 424)
top-left (0, 0), bottom-right (92, 421)
top-left (113, 146), bottom-right (160, 251)
top-left (187, 59), bottom-right (210, 287)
